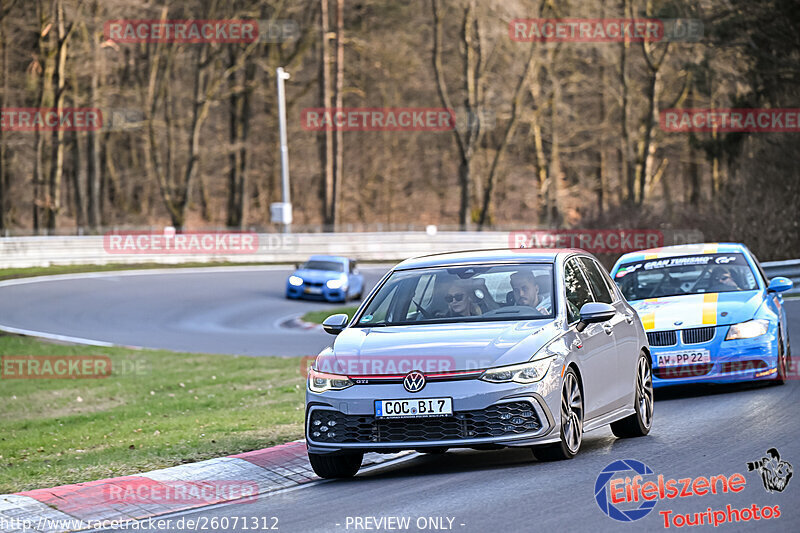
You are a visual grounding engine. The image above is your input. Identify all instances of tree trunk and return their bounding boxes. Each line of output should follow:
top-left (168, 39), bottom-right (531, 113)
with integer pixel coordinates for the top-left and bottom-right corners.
top-left (332, 0), bottom-right (344, 228)
top-left (45, 0), bottom-right (68, 231)
top-left (635, 71), bottom-right (658, 205)
top-left (86, 0), bottom-right (101, 229)
top-left (477, 40), bottom-right (536, 228)
top-left (431, 0), bottom-right (482, 230)
top-left (71, 129), bottom-right (85, 229)
top-left (687, 85), bottom-right (700, 205)
top-left (226, 48), bottom-right (242, 227)
top-left (620, 0), bottom-right (633, 206)
top-left (0, 3), bottom-right (6, 230)
top-left (319, 0), bottom-right (334, 227)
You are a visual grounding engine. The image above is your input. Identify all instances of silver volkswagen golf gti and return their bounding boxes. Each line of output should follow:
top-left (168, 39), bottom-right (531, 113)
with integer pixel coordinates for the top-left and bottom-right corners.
top-left (305, 249), bottom-right (653, 478)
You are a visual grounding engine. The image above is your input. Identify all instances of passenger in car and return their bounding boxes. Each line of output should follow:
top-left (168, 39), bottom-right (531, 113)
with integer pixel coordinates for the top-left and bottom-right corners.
top-left (439, 280), bottom-right (482, 318)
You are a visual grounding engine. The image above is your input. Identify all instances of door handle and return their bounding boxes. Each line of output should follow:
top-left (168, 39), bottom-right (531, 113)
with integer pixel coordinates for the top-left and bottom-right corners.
top-left (603, 323), bottom-right (614, 335)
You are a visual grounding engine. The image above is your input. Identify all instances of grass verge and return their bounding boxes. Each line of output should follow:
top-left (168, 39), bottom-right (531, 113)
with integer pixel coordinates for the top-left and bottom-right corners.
top-left (301, 306), bottom-right (360, 324)
top-left (0, 334), bottom-right (304, 494)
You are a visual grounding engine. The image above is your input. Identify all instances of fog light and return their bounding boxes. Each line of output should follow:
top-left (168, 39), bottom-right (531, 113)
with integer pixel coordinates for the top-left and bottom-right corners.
top-left (313, 431), bottom-right (320, 437)
top-left (511, 417), bottom-right (524, 425)
top-left (329, 432), bottom-right (336, 438)
top-left (320, 426), bottom-right (328, 432)
top-left (313, 419), bottom-right (321, 426)
top-left (328, 420), bottom-right (337, 426)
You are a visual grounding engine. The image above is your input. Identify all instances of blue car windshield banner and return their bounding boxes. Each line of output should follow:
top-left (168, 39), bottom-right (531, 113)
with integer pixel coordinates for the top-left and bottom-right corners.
top-left (615, 253), bottom-right (749, 278)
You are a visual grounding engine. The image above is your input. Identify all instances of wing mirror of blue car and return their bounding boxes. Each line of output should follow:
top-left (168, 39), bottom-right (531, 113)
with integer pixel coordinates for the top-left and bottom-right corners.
top-left (767, 277), bottom-right (793, 293)
top-left (576, 302), bottom-right (616, 333)
top-left (322, 313), bottom-right (349, 335)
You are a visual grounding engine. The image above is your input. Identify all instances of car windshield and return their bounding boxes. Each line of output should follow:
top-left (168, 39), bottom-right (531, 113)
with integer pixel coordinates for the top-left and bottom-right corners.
top-left (303, 260), bottom-right (344, 272)
top-left (354, 264), bottom-right (555, 326)
top-left (614, 253), bottom-right (759, 300)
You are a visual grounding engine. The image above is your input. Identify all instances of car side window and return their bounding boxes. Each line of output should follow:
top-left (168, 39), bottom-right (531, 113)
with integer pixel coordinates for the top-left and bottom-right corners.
top-left (564, 258), bottom-right (593, 323)
top-left (578, 257), bottom-right (614, 304)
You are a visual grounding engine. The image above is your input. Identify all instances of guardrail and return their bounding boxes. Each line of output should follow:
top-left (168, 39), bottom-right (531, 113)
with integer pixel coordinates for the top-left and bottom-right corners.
top-left (0, 232), bottom-right (797, 296)
top-left (0, 232), bottom-right (512, 269)
top-left (762, 259), bottom-right (800, 296)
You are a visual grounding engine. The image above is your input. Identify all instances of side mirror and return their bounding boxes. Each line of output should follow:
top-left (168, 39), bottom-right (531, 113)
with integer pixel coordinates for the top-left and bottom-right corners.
top-left (576, 302), bottom-right (616, 333)
top-left (322, 313), bottom-right (349, 335)
top-left (767, 276), bottom-right (793, 293)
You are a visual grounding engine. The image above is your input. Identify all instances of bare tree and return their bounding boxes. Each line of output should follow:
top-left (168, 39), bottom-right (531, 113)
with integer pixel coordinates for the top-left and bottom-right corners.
top-left (431, 0), bottom-right (484, 229)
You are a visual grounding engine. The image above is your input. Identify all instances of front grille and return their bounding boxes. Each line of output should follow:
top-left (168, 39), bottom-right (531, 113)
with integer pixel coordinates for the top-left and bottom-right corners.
top-left (682, 326), bottom-right (715, 344)
top-left (654, 364), bottom-right (713, 379)
top-left (647, 330), bottom-right (677, 346)
top-left (719, 360), bottom-right (767, 374)
top-left (308, 401), bottom-right (541, 444)
top-left (306, 281), bottom-right (324, 287)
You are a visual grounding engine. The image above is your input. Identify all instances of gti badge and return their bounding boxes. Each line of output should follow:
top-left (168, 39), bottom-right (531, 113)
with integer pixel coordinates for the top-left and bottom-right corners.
top-left (403, 371), bottom-right (426, 393)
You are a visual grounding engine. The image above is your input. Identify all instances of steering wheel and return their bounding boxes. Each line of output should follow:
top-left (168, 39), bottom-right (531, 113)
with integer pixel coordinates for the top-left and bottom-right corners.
top-left (411, 298), bottom-right (435, 319)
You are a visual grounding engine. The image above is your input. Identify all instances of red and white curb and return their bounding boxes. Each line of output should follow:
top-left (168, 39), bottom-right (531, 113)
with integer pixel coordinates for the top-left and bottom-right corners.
top-left (0, 440), bottom-right (413, 533)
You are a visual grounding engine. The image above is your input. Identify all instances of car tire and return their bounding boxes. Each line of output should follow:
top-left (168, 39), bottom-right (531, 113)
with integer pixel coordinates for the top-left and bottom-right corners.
top-left (308, 452), bottom-right (363, 479)
top-left (611, 352), bottom-right (654, 438)
top-left (532, 367), bottom-right (583, 461)
top-left (774, 332), bottom-right (787, 385)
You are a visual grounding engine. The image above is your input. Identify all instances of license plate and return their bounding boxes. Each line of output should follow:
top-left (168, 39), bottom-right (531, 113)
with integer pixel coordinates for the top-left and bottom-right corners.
top-left (304, 287), bottom-right (322, 294)
top-left (657, 349), bottom-right (711, 367)
top-left (375, 398), bottom-right (453, 418)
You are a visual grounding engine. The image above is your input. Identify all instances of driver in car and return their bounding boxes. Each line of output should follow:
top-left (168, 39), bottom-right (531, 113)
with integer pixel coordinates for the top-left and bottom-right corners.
top-left (510, 270), bottom-right (550, 314)
top-left (710, 266), bottom-right (741, 292)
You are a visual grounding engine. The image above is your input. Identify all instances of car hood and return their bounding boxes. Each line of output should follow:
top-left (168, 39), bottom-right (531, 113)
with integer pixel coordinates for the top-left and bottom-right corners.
top-left (293, 268), bottom-right (345, 283)
top-left (319, 319), bottom-right (560, 375)
top-left (629, 290), bottom-right (761, 331)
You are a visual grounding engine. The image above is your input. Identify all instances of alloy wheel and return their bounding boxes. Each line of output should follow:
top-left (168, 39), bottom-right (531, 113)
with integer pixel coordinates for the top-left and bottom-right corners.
top-left (561, 372), bottom-right (583, 454)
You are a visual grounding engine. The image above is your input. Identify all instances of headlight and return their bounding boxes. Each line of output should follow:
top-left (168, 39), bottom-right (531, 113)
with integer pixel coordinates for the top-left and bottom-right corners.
top-left (308, 368), bottom-right (353, 393)
top-left (480, 355), bottom-right (555, 384)
top-left (326, 279), bottom-right (345, 289)
top-left (725, 319), bottom-right (769, 340)
top-left (288, 275), bottom-right (303, 286)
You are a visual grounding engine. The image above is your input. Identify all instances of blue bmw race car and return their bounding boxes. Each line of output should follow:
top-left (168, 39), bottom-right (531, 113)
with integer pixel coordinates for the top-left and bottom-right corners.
top-left (611, 243), bottom-right (793, 387)
top-left (286, 255), bottom-right (364, 303)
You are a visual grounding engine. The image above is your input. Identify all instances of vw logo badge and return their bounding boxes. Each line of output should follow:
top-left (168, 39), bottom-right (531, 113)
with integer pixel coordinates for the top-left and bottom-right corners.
top-left (403, 371), bottom-right (426, 393)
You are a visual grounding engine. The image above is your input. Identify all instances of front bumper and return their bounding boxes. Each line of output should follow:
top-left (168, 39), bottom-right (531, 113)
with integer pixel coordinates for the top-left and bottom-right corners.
top-left (305, 377), bottom-right (560, 454)
top-left (286, 282), bottom-right (347, 302)
top-left (649, 327), bottom-right (779, 387)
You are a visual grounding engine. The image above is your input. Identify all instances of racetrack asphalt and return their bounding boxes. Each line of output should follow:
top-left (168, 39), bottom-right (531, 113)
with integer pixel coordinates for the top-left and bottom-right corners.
top-left (0, 266), bottom-right (388, 357)
top-left (117, 292), bottom-right (800, 533)
top-left (2, 269), bottom-right (797, 532)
